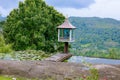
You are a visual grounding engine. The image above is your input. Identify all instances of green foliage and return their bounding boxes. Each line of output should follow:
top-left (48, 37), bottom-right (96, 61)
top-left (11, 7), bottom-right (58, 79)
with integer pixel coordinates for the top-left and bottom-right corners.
top-left (80, 68), bottom-right (99, 80)
top-left (0, 75), bottom-right (59, 80)
top-left (76, 68), bottom-right (99, 80)
top-left (71, 48), bottom-right (120, 59)
top-left (0, 21), bottom-right (4, 28)
top-left (69, 17), bottom-right (120, 59)
top-left (0, 75), bottom-right (12, 80)
top-left (86, 68), bottom-right (99, 80)
top-left (0, 75), bottom-right (41, 80)
top-left (0, 34), bottom-right (12, 53)
top-left (108, 48), bottom-right (120, 59)
top-left (69, 17), bottom-right (120, 51)
top-left (0, 21), bottom-right (4, 33)
top-left (3, 0), bottom-right (65, 52)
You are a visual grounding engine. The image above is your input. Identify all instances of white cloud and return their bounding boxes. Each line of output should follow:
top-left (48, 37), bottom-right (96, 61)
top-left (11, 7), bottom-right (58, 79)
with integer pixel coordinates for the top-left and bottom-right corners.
top-left (56, 0), bottom-right (120, 20)
top-left (0, 0), bottom-right (120, 20)
top-left (45, 0), bottom-right (95, 9)
top-left (0, 7), bottom-right (11, 16)
top-left (0, 0), bottom-right (23, 16)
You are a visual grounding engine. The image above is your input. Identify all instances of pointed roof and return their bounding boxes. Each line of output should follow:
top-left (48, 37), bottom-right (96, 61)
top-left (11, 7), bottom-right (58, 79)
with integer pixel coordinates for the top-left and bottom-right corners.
top-left (57, 18), bottom-right (76, 29)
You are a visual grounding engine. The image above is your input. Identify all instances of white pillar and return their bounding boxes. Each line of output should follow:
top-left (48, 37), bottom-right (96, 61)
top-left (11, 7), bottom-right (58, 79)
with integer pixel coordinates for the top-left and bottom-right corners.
top-left (58, 29), bottom-right (60, 41)
top-left (70, 29), bottom-right (72, 41)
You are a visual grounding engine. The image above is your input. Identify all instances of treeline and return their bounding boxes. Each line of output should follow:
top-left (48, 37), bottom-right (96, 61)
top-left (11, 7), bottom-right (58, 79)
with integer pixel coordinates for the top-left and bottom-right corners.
top-left (0, 16), bottom-right (6, 22)
top-left (69, 17), bottom-right (120, 51)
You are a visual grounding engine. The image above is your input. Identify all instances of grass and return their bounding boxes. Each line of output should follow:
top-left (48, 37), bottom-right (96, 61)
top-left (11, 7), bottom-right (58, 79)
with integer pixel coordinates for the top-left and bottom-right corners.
top-left (77, 68), bottom-right (99, 80)
top-left (0, 75), bottom-right (55, 80)
top-left (0, 34), bottom-right (12, 53)
top-left (0, 75), bottom-right (12, 80)
top-left (0, 75), bottom-right (40, 80)
top-left (0, 75), bottom-right (69, 80)
top-left (75, 61), bottom-right (99, 80)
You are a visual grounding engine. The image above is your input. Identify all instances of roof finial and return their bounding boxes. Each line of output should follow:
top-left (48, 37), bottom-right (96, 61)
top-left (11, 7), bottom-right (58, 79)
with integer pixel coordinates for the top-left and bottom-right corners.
top-left (65, 14), bottom-right (69, 20)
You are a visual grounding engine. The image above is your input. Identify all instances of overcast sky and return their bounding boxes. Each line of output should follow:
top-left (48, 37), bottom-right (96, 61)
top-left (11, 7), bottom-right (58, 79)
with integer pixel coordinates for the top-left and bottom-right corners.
top-left (0, 0), bottom-right (120, 20)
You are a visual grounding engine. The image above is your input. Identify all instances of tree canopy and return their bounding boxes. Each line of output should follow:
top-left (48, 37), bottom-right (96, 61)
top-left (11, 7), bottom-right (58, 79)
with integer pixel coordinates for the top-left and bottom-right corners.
top-left (3, 0), bottom-right (65, 52)
top-left (69, 17), bottom-right (120, 50)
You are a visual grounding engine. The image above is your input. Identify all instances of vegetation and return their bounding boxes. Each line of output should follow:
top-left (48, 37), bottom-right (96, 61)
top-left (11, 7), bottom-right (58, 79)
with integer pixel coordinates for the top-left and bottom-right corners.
top-left (0, 75), bottom-right (63, 80)
top-left (0, 34), bottom-right (12, 53)
top-left (0, 21), bottom-right (4, 28)
top-left (77, 68), bottom-right (99, 80)
top-left (3, 0), bottom-right (65, 52)
top-left (0, 75), bottom-right (41, 80)
top-left (0, 16), bottom-right (6, 22)
top-left (1, 7), bottom-right (120, 59)
top-left (1, 2), bottom-right (119, 80)
top-left (69, 17), bottom-right (120, 59)
top-left (0, 75), bottom-right (12, 80)
top-left (0, 50), bottom-right (51, 60)
top-left (71, 48), bottom-right (120, 59)
top-left (0, 19), bottom-right (4, 33)
top-left (70, 17), bottom-right (120, 50)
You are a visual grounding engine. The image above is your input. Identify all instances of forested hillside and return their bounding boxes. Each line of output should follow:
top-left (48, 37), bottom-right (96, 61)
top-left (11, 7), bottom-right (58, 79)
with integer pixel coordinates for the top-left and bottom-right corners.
top-left (0, 16), bottom-right (5, 33)
top-left (69, 17), bottom-right (120, 54)
top-left (0, 16), bottom-right (5, 29)
top-left (0, 16), bottom-right (6, 22)
top-left (1, 16), bottom-right (120, 54)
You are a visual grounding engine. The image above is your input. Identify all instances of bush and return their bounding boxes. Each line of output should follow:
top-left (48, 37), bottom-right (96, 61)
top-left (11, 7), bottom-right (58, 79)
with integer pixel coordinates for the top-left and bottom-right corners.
top-left (77, 67), bottom-right (99, 80)
top-left (0, 34), bottom-right (12, 53)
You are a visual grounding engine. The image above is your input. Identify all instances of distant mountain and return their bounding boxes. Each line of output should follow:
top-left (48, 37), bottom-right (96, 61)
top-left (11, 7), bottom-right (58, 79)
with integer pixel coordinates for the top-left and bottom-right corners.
top-left (0, 16), bottom-right (6, 32)
top-left (0, 16), bottom-right (6, 21)
top-left (69, 17), bottom-right (120, 50)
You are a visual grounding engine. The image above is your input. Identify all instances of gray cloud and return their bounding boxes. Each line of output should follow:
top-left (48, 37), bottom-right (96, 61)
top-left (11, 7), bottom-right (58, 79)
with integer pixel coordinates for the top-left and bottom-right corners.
top-left (45, 0), bottom-right (95, 9)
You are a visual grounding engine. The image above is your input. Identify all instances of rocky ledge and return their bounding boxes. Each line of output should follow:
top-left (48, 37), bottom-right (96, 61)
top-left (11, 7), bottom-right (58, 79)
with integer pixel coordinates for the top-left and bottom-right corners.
top-left (0, 60), bottom-right (120, 80)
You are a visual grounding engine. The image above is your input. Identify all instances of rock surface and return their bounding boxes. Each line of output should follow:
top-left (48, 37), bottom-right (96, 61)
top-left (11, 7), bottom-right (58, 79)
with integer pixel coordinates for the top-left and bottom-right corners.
top-left (44, 53), bottom-right (72, 62)
top-left (0, 60), bottom-right (120, 80)
top-left (94, 64), bottom-right (120, 80)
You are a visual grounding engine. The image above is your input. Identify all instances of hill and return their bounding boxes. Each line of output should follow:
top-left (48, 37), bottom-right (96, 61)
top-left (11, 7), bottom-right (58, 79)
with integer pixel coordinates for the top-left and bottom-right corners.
top-left (0, 16), bottom-right (6, 22)
top-left (0, 16), bottom-right (120, 53)
top-left (69, 17), bottom-right (120, 53)
top-left (0, 16), bottom-right (5, 30)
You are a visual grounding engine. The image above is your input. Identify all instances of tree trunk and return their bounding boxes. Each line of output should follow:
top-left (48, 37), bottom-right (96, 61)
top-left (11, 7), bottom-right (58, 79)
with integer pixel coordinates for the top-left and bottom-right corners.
top-left (64, 42), bottom-right (68, 53)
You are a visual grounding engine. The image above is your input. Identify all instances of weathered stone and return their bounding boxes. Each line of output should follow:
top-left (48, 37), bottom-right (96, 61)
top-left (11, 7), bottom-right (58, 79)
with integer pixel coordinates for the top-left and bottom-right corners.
top-left (44, 53), bottom-right (72, 62)
top-left (93, 64), bottom-right (120, 80)
top-left (0, 60), bottom-right (120, 80)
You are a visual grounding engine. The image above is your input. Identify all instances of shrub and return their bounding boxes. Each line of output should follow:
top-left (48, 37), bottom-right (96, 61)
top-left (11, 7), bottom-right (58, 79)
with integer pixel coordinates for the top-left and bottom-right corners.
top-left (0, 34), bottom-right (12, 53)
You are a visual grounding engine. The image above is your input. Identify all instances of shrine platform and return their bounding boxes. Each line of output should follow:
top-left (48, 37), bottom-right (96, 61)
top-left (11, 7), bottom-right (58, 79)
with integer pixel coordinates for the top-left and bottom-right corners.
top-left (44, 53), bottom-right (72, 62)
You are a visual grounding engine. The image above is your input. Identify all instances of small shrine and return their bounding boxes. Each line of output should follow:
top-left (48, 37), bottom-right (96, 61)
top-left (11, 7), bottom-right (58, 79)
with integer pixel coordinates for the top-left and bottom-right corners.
top-left (57, 17), bottom-right (76, 53)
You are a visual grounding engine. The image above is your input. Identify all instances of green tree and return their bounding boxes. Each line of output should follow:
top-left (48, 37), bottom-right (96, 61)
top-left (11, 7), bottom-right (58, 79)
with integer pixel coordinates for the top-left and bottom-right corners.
top-left (3, 0), bottom-right (65, 52)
